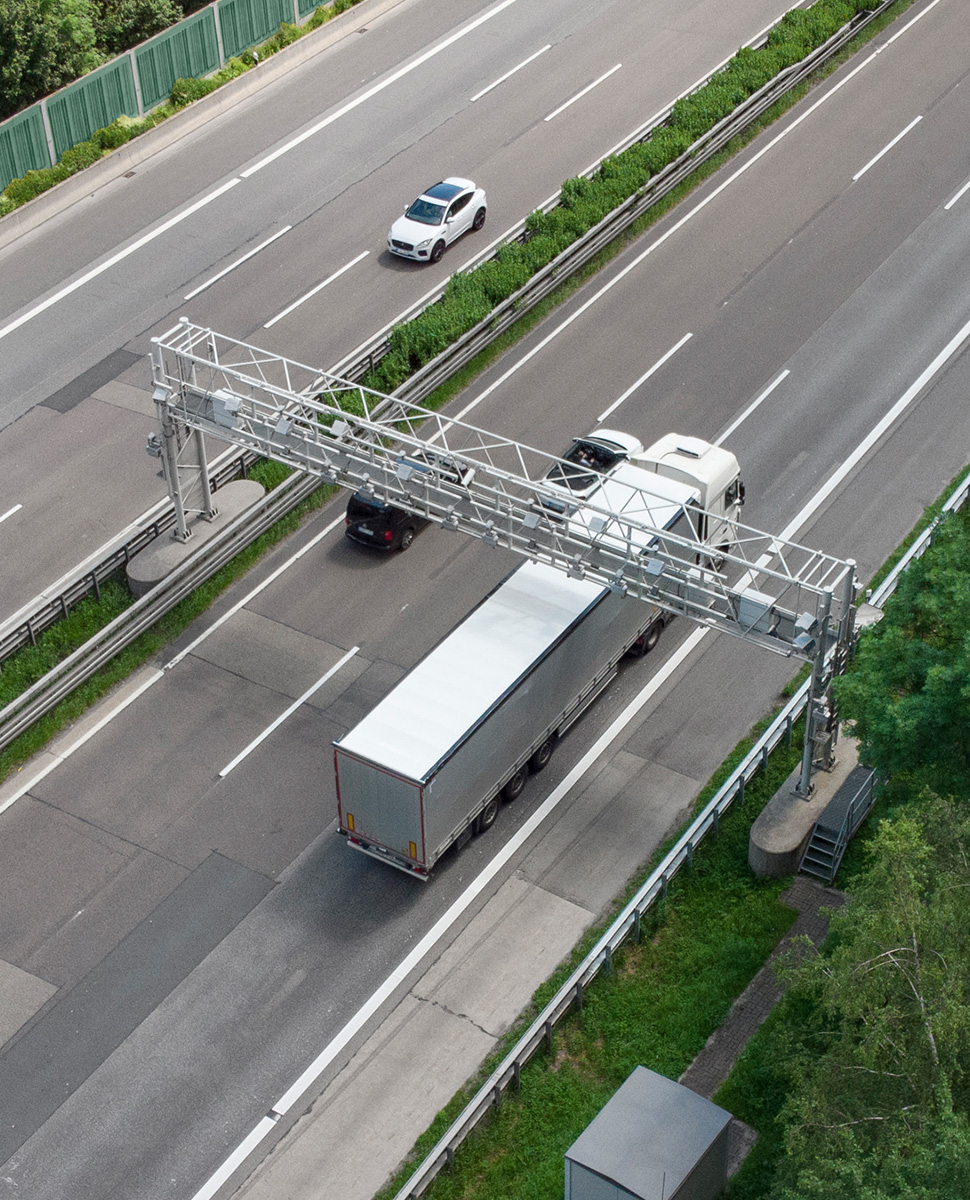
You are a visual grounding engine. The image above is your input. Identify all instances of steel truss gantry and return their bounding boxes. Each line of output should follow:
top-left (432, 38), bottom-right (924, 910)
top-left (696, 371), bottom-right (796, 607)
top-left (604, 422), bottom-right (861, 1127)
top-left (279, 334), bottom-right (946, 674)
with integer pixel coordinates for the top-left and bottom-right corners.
top-left (151, 319), bottom-right (858, 794)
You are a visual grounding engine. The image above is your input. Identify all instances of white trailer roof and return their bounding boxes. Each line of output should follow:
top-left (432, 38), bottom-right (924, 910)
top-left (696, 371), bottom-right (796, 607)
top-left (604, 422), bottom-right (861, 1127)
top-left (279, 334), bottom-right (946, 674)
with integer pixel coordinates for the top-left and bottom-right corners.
top-left (336, 562), bottom-right (606, 781)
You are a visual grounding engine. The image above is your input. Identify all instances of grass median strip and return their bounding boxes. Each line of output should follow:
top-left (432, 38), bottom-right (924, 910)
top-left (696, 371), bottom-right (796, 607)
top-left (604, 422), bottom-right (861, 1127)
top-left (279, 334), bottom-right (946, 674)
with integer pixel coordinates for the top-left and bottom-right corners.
top-left (376, 726), bottom-right (804, 1200)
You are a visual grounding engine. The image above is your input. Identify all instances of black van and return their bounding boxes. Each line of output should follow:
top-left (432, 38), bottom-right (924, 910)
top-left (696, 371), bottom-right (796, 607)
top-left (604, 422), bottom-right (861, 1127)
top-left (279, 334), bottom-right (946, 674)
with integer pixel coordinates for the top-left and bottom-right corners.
top-left (345, 492), bottom-right (426, 552)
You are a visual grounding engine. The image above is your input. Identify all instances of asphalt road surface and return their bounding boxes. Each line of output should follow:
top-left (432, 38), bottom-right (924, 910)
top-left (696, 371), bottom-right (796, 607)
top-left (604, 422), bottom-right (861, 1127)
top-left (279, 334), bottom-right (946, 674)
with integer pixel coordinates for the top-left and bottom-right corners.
top-left (0, 0), bottom-right (821, 619)
top-left (1, 0), bottom-right (969, 1197)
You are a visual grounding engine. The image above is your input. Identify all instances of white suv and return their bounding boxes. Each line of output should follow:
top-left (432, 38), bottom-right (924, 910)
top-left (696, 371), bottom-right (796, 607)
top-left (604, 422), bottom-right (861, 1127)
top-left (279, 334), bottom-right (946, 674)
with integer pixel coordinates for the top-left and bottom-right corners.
top-left (388, 178), bottom-right (487, 263)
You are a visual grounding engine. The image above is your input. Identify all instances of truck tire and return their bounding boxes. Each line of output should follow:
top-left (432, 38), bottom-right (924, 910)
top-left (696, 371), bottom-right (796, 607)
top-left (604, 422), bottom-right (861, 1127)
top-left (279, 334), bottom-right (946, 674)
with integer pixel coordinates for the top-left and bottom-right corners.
top-left (629, 620), bottom-right (663, 658)
top-left (474, 796), bottom-right (500, 834)
top-left (529, 737), bottom-right (555, 773)
top-left (502, 766), bottom-right (528, 802)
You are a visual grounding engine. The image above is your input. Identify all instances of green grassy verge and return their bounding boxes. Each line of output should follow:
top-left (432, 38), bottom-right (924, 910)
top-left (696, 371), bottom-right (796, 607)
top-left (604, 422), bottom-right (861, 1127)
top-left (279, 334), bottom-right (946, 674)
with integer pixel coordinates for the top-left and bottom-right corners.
top-left (0, 460), bottom-right (333, 783)
top-left (0, 0), bottom-right (919, 772)
top-left (375, 727), bottom-right (804, 1200)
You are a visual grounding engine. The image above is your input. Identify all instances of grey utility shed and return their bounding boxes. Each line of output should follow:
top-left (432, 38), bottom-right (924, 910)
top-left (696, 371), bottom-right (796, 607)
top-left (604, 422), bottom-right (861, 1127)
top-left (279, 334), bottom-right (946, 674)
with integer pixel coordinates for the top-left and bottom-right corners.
top-left (564, 1066), bottom-right (732, 1200)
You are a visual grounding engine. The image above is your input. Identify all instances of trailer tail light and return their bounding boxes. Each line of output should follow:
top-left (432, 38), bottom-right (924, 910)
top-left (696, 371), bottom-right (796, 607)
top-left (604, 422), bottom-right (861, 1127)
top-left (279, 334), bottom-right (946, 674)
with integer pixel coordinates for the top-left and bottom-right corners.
top-left (409, 841), bottom-right (418, 859)
top-left (346, 813), bottom-right (355, 832)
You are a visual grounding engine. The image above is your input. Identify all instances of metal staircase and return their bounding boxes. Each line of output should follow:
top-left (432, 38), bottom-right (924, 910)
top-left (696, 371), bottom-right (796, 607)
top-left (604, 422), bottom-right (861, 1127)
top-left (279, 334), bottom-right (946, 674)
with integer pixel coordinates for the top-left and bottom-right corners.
top-left (799, 765), bottom-right (877, 883)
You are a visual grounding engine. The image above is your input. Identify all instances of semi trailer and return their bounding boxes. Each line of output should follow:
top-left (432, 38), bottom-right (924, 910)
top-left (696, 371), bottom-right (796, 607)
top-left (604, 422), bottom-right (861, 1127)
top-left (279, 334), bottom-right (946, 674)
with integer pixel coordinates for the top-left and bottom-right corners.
top-left (333, 435), bottom-right (743, 878)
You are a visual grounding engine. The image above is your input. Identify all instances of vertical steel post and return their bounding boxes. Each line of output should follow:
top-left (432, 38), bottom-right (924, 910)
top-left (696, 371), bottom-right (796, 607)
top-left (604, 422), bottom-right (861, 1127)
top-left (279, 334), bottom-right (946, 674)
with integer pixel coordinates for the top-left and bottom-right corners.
top-left (150, 339), bottom-right (192, 542)
top-left (794, 587), bottom-right (833, 797)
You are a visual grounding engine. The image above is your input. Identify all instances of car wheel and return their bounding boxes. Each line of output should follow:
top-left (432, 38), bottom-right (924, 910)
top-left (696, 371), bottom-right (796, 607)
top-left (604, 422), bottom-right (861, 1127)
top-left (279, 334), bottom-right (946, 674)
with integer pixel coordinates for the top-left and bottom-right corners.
top-left (472, 207), bottom-right (486, 232)
top-left (430, 240), bottom-right (446, 264)
top-left (399, 526), bottom-right (416, 551)
top-left (474, 796), bottom-right (500, 834)
top-left (502, 766), bottom-right (528, 802)
top-left (529, 737), bottom-right (555, 773)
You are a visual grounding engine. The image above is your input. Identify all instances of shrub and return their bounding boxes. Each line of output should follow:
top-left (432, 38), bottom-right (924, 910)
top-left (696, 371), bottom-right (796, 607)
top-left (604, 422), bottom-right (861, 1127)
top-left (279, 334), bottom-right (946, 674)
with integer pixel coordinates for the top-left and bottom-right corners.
top-left (169, 75), bottom-right (216, 107)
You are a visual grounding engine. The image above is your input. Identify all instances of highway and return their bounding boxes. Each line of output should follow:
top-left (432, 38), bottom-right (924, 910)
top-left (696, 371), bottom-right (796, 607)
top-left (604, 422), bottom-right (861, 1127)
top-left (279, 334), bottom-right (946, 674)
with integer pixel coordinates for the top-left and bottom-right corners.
top-left (1, 0), bottom-right (969, 1197)
top-left (0, 0), bottom-right (798, 620)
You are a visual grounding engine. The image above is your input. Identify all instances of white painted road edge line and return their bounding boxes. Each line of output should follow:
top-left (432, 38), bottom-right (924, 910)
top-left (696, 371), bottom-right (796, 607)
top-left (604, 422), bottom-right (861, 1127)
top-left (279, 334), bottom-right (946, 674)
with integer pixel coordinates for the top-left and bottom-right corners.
top-left (597, 333), bottom-right (692, 422)
top-left (165, 512), bottom-right (347, 669)
top-left (716, 370), bottom-right (790, 446)
top-left (545, 63), bottom-right (622, 122)
top-left (267, 623), bottom-right (709, 1115)
top-left (184, 227), bottom-right (292, 301)
top-left (470, 44), bottom-right (550, 102)
top-left (440, 21), bottom-right (913, 434)
top-left (264, 251), bottom-right (370, 328)
top-left (195, 303), bottom-right (970, 1197)
top-left (945, 176), bottom-right (970, 211)
top-left (776, 306), bottom-right (970, 545)
top-left (0, 668), bottom-right (164, 818)
top-left (0, 513), bottom-right (349, 818)
top-left (852, 114), bottom-right (922, 182)
top-left (241, 0), bottom-right (520, 178)
top-left (0, 178), bottom-right (242, 343)
top-left (219, 647), bottom-right (360, 777)
top-left (0, 504), bottom-right (23, 525)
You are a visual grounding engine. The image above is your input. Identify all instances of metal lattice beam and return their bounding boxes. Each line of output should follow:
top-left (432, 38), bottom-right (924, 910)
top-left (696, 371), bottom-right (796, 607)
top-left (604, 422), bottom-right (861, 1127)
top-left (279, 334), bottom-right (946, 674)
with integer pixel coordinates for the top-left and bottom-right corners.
top-left (151, 320), bottom-right (856, 668)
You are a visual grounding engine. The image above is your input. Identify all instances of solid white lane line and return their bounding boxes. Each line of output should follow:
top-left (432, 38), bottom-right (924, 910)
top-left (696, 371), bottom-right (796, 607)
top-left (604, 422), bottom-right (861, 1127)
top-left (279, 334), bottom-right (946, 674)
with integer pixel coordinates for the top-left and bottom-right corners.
top-left (0, 512), bottom-right (350, 818)
top-left (441, 28), bottom-right (905, 433)
top-left (165, 513), bottom-right (346, 670)
top-left (0, 669), bottom-right (164, 818)
top-left (192, 1115), bottom-right (278, 1200)
top-left (544, 63), bottom-right (621, 122)
top-left (853, 115), bottom-right (922, 182)
top-left (218, 647), bottom-right (359, 777)
top-left (715, 370), bottom-right (790, 446)
top-left (945, 176), bottom-right (970, 211)
top-left (269, 624), bottom-right (709, 1120)
top-left (263, 251), bottom-right (370, 328)
top-left (201, 306), bottom-right (970, 1191)
top-left (0, 179), bottom-right (242, 343)
top-left (184, 226), bottom-right (292, 300)
top-left (241, 0), bottom-right (520, 178)
top-left (0, 504), bottom-right (23, 524)
top-left (470, 44), bottom-right (550, 102)
top-left (775, 308), bottom-right (970, 545)
top-left (597, 333), bottom-right (692, 422)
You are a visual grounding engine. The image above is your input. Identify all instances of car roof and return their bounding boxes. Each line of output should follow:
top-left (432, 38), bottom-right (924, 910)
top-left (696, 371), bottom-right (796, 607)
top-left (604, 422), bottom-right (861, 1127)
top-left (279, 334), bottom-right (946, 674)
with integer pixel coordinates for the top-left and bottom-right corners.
top-left (423, 179), bottom-right (473, 201)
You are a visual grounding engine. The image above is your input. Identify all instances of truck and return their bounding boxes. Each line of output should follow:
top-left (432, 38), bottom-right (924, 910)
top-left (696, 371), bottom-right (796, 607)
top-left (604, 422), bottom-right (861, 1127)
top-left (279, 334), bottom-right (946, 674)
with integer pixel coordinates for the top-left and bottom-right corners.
top-left (333, 434), bottom-right (744, 879)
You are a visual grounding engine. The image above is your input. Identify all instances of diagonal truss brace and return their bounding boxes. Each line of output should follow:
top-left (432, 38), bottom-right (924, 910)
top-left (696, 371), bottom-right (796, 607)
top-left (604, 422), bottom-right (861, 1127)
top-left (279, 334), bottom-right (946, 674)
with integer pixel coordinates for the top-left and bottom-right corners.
top-left (150, 320), bottom-right (857, 677)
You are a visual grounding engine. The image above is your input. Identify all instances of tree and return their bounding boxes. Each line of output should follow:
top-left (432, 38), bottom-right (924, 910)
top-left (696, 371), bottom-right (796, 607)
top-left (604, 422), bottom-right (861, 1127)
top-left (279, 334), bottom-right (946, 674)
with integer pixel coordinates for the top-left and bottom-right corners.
top-left (94, 0), bottom-right (183, 58)
top-left (767, 795), bottom-right (970, 1197)
top-left (835, 510), bottom-right (970, 801)
top-left (0, 0), bottom-right (101, 119)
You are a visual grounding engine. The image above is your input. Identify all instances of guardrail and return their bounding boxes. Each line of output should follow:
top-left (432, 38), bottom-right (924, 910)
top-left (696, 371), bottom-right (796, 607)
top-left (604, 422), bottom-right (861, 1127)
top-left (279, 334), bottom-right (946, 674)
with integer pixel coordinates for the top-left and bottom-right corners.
top-left (0, 448), bottom-right (257, 667)
top-left (331, 0), bottom-right (894, 393)
top-left (0, 469), bottom-right (317, 753)
top-left (868, 464), bottom-right (970, 608)
top-left (390, 681), bottom-right (809, 1200)
top-left (0, 1), bottom-right (894, 721)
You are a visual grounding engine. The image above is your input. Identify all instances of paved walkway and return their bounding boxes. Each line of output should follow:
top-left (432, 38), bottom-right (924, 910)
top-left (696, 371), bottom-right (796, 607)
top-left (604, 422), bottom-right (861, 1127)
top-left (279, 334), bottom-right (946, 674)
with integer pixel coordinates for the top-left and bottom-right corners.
top-left (678, 875), bottom-right (846, 1171)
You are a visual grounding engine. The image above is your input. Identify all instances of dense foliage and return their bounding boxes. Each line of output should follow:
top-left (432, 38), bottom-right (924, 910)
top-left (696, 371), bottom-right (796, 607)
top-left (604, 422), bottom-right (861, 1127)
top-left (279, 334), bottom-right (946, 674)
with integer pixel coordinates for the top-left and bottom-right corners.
top-left (727, 794), bottom-right (970, 1200)
top-left (835, 507), bottom-right (970, 801)
top-left (361, 0), bottom-right (878, 395)
top-left (0, 0), bottom-right (182, 118)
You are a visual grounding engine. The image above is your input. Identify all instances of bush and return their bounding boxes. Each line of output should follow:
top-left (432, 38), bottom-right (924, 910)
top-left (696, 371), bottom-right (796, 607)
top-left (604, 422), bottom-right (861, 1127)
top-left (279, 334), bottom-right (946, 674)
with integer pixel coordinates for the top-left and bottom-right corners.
top-left (169, 74), bottom-right (216, 107)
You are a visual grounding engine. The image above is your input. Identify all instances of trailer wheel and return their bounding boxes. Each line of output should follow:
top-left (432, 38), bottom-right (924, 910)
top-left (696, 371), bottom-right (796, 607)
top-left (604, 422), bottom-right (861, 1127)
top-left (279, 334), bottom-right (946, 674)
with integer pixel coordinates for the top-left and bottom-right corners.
top-left (529, 737), bottom-right (555, 773)
top-left (502, 766), bottom-right (528, 802)
top-left (629, 620), bottom-right (663, 658)
top-left (474, 796), bottom-right (500, 834)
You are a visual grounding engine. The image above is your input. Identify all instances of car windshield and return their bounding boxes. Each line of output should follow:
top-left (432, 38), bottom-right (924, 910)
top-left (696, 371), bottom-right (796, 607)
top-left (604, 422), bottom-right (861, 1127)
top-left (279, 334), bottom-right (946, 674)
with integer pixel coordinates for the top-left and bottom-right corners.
top-left (405, 198), bottom-right (447, 226)
top-left (545, 441), bottom-right (620, 492)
